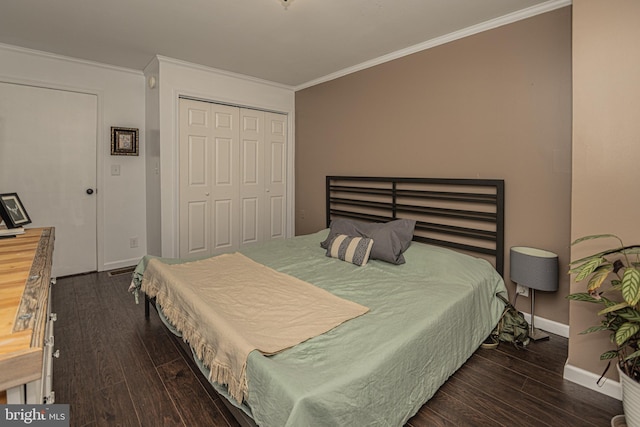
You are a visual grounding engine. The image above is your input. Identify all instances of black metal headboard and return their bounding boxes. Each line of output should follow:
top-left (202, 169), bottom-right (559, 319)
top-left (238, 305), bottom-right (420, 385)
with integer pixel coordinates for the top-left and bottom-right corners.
top-left (326, 176), bottom-right (505, 276)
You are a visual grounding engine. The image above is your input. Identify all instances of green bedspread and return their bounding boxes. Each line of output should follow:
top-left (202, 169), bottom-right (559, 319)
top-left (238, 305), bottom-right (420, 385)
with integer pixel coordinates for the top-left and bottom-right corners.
top-left (131, 229), bottom-right (507, 427)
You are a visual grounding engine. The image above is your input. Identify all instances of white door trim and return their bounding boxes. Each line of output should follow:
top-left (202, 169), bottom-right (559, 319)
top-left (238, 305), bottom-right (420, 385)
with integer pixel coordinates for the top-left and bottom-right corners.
top-left (0, 74), bottom-right (104, 273)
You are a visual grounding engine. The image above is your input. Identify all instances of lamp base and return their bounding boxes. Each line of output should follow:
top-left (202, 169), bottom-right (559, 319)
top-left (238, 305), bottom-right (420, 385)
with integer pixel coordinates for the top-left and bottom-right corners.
top-left (530, 327), bottom-right (550, 341)
top-left (529, 288), bottom-right (551, 341)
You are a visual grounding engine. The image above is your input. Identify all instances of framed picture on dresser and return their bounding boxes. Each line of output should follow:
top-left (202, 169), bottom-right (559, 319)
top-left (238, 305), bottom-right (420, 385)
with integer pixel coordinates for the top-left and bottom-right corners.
top-left (0, 193), bottom-right (31, 228)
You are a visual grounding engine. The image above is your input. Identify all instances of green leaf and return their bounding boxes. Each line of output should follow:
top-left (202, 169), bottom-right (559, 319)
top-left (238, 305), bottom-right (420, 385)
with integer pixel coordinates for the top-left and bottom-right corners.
top-left (601, 350), bottom-right (619, 360)
top-left (573, 257), bottom-right (605, 282)
top-left (570, 254), bottom-right (609, 268)
top-left (625, 349), bottom-right (640, 361)
top-left (598, 301), bottom-right (630, 316)
top-left (567, 293), bottom-right (602, 303)
top-left (568, 237), bottom-right (634, 268)
top-left (617, 308), bottom-right (640, 322)
top-left (615, 322), bottom-right (640, 346)
top-left (587, 264), bottom-right (614, 292)
top-left (571, 234), bottom-right (620, 246)
top-left (569, 257), bottom-right (600, 272)
top-left (580, 325), bottom-right (610, 334)
top-left (622, 247), bottom-right (640, 256)
top-left (622, 268), bottom-right (640, 306)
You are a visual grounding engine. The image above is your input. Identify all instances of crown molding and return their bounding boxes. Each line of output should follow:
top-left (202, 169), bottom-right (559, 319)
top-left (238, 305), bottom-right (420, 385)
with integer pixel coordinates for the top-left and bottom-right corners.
top-left (0, 42), bottom-right (144, 76)
top-left (155, 55), bottom-right (295, 92)
top-left (295, 0), bottom-right (572, 91)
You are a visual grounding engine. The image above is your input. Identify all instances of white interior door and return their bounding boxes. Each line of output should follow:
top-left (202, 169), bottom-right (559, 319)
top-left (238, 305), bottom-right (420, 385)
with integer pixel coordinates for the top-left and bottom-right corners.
top-left (0, 82), bottom-right (98, 277)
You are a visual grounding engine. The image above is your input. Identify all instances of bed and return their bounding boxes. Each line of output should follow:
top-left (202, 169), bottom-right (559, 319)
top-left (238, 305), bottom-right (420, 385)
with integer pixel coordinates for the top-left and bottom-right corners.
top-left (130, 176), bottom-right (507, 427)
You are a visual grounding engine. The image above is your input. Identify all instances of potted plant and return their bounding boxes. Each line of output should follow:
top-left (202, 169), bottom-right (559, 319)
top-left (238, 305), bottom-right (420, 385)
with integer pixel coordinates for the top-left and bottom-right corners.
top-left (568, 234), bottom-right (640, 426)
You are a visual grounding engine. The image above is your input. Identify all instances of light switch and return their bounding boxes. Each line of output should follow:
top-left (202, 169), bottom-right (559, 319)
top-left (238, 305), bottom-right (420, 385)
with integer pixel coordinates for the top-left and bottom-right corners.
top-left (111, 165), bottom-right (121, 176)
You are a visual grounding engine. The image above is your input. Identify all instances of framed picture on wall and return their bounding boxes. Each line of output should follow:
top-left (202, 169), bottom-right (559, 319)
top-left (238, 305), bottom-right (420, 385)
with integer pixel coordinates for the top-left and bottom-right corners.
top-left (111, 127), bottom-right (139, 156)
top-left (0, 193), bottom-right (32, 228)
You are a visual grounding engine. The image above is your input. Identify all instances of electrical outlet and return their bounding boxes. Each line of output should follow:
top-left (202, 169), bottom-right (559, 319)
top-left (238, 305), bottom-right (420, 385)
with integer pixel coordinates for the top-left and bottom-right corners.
top-left (129, 237), bottom-right (139, 248)
top-left (516, 284), bottom-right (529, 297)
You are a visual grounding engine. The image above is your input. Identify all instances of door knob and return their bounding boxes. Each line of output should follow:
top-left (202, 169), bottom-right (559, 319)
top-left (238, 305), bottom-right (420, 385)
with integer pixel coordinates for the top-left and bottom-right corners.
top-left (86, 188), bottom-right (94, 195)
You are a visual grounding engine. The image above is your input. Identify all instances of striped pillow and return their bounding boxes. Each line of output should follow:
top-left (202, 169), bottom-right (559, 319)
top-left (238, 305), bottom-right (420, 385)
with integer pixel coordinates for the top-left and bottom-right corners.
top-left (326, 234), bottom-right (374, 266)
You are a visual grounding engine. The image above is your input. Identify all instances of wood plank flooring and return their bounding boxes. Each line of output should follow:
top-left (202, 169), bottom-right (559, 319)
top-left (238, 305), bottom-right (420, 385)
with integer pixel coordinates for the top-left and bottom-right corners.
top-left (52, 271), bottom-right (623, 426)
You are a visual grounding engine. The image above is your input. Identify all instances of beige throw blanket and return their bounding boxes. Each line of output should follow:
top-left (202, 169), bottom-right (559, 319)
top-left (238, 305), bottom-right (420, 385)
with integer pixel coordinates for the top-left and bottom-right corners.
top-left (141, 253), bottom-right (369, 403)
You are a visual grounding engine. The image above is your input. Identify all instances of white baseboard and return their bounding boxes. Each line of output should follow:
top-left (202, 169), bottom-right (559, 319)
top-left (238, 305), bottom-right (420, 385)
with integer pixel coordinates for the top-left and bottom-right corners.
top-left (102, 258), bottom-right (139, 272)
top-left (521, 312), bottom-right (570, 338)
top-left (518, 312), bottom-right (622, 401)
top-left (563, 363), bottom-right (622, 401)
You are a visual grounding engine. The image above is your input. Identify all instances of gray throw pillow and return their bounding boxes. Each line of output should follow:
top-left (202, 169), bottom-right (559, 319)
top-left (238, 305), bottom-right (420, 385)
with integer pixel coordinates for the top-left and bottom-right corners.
top-left (320, 218), bottom-right (416, 264)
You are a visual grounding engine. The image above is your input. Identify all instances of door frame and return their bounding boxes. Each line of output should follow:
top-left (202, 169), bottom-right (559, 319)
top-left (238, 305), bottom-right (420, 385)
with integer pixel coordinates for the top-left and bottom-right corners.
top-left (0, 75), bottom-right (103, 274)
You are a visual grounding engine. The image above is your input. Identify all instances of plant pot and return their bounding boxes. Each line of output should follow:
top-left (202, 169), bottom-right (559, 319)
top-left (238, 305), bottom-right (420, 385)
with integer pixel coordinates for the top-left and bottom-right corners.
top-left (618, 364), bottom-right (640, 427)
top-left (612, 414), bottom-right (627, 427)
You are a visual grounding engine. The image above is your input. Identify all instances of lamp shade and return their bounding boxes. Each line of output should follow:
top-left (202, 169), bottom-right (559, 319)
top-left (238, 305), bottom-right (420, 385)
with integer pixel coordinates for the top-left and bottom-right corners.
top-left (510, 246), bottom-right (559, 292)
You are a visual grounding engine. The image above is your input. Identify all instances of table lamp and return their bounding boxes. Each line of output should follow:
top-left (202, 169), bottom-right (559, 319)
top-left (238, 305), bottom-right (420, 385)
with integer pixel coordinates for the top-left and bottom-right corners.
top-left (510, 246), bottom-right (559, 341)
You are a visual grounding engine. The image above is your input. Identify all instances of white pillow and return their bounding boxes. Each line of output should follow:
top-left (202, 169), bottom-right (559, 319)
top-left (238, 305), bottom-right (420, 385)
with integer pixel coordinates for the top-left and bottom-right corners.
top-left (326, 234), bottom-right (374, 266)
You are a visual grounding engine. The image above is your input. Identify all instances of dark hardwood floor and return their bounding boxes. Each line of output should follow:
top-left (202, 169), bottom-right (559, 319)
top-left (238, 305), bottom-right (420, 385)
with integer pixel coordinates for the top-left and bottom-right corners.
top-left (52, 271), bottom-right (622, 427)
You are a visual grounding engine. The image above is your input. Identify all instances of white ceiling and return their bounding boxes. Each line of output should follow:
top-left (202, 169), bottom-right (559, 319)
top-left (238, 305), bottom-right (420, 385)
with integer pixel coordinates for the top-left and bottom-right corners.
top-left (0, 0), bottom-right (568, 89)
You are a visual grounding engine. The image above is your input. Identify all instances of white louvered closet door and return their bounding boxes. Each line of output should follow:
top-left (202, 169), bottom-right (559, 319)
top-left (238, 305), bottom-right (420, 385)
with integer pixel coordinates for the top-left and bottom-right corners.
top-left (179, 98), bottom-right (287, 258)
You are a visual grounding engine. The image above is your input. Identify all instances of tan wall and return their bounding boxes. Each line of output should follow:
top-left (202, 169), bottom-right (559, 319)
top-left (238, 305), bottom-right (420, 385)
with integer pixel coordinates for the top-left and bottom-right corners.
top-left (295, 7), bottom-right (572, 323)
top-left (570, 1), bottom-right (640, 379)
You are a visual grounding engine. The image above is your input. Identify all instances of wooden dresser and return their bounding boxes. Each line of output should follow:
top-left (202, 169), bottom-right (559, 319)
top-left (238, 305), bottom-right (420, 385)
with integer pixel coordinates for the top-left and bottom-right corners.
top-left (0, 227), bottom-right (56, 404)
